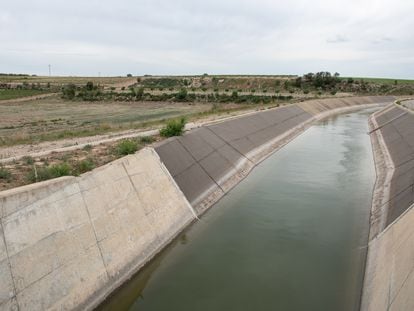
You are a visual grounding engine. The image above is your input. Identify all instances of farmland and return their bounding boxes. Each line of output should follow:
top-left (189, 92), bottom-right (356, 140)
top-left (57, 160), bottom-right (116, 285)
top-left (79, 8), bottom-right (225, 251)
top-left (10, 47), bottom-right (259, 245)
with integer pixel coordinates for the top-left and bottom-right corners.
top-left (0, 72), bottom-right (413, 191)
top-left (0, 95), bottom-right (210, 146)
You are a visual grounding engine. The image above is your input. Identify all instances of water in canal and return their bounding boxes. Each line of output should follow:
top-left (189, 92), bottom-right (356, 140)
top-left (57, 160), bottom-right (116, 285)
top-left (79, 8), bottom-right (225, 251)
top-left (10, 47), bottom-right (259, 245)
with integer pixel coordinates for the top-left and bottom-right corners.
top-left (99, 108), bottom-right (377, 311)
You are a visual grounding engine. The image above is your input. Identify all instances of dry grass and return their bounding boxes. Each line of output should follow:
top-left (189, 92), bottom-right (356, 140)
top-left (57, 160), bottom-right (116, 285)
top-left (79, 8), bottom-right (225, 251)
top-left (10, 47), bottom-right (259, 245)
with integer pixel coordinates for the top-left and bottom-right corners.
top-left (0, 96), bottom-right (210, 146)
top-left (0, 135), bottom-right (161, 191)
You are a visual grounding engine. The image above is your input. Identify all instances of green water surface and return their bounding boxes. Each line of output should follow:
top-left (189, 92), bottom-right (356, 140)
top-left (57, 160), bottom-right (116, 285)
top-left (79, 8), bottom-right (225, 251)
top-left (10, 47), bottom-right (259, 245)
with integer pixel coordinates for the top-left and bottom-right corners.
top-left (98, 108), bottom-right (377, 311)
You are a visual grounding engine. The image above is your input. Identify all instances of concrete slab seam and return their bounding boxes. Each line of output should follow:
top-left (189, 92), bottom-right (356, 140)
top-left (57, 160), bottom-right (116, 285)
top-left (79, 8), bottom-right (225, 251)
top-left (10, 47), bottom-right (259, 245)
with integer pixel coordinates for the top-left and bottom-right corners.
top-left (78, 184), bottom-right (110, 281)
top-left (177, 138), bottom-right (225, 194)
top-left (150, 148), bottom-right (199, 220)
top-left (0, 219), bottom-right (19, 310)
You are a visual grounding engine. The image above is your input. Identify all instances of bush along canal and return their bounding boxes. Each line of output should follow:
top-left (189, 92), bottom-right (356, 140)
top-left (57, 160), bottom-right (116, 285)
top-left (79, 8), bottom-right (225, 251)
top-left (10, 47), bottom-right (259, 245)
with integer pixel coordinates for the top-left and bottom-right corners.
top-left (98, 107), bottom-right (378, 311)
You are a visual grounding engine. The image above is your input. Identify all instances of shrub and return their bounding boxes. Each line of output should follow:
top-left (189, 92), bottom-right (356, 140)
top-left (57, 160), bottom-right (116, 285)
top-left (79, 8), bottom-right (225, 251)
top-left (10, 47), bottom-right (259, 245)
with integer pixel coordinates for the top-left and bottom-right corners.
top-left (62, 84), bottom-right (76, 99)
top-left (140, 136), bottom-right (155, 144)
top-left (22, 156), bottom-right (34, 165)
top-left (330, 90), bottom-right (337, 95)
top-left (82, 144), bottom-right (93, 151)
top-left (116, 139), bottom-right (139, 155)
top-left (27, 166), bottom-right (50, 182)
top-left (75, 159), bottom-right (95, 174)
top-left (27, 163), bottom-right (72, 182)
top-left (86, 81), bottom-right (94, 91)
top-left (0, 166), bottom-right (11, 181)
top-left (160, 117), bottom-right (186, 137)
top-left (136, 87), bottom-right (144, 100)
top-left (175, 88), bottom-right (188, 101)
top-left (49, 163), bottom-right (72, 177)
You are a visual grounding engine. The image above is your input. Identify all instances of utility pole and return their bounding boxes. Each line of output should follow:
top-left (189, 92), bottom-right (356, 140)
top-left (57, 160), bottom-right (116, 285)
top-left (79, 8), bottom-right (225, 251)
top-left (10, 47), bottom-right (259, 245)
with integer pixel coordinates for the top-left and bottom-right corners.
top-left (48, 64), bottom-right (51, 77)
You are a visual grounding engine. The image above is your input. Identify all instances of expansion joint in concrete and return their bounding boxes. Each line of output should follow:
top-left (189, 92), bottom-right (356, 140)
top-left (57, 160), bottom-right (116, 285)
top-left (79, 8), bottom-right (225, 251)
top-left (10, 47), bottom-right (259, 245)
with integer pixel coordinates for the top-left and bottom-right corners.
top-left (78, 185), bottom-right (110, 281)
top-left (120, 161), bottom-right (164, 244)
top-left (0, 220), bottom-right (20, 311)
top-left (205, 127), bottom-right (254, 166)
top-left (177, 139), bottom-right (225, 194)
top-left (367, 112), bottom-right (408, 134)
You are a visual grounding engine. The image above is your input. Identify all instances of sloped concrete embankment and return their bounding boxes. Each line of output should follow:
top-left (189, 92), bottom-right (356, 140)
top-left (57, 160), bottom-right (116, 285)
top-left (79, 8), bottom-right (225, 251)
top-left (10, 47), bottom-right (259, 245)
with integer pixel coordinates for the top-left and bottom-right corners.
top-left (155, 96), bottom-right (394, 214)
top-left (362, 104), bottom-right (414, 311)
top-left (0, 148), bottom-right (195, 311)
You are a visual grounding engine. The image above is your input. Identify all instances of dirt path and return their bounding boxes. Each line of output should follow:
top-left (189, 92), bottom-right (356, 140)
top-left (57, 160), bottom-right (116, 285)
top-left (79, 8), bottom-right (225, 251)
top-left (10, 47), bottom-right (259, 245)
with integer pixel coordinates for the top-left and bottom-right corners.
top-left (0, 107), bottom-right (267, 164)
top-left (105, 78), bottom-right (137, 90)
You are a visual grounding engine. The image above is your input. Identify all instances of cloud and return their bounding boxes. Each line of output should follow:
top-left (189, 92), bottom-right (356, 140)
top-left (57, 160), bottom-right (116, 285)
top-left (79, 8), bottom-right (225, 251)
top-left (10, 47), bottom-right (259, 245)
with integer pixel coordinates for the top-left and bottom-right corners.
top-left (1, 0), bottom-right (413, 78)
top-left (327, 35), bottom-right (349, 44)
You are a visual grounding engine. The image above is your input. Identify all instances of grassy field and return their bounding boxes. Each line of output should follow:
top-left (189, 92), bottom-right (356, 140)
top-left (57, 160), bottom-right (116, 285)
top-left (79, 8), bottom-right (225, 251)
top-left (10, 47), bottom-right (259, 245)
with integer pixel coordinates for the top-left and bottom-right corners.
top-left (0, 89), bottom-right (52, 100)
top-left (340, 77), bottom-right (414, 84)
top-left (0, 96), bottom-right (210, 146)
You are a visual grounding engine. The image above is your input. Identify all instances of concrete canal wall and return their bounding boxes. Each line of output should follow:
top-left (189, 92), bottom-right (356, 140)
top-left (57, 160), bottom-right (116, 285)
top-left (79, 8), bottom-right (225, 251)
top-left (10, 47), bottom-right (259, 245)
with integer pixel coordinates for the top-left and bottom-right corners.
top-left (0, 96), bottom-right (395, 310)
top-left (362, 104), bottom-right (414, 311)
top-left (0, 148), bottom-right (195, 311)
top-left (155, 96), bottom-right (394, 213)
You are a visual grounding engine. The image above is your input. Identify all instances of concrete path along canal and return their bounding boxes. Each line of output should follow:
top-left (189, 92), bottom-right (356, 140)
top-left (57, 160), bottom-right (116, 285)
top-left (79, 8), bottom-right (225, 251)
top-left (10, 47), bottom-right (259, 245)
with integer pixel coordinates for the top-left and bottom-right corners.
top-left (98, 108), bottom-right (378, 311)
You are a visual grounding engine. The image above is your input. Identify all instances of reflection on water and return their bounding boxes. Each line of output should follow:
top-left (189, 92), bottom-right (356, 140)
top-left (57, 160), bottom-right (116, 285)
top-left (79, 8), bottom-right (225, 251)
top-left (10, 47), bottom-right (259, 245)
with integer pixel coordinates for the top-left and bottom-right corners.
top-left (98, 108), bottom-right (378, 311)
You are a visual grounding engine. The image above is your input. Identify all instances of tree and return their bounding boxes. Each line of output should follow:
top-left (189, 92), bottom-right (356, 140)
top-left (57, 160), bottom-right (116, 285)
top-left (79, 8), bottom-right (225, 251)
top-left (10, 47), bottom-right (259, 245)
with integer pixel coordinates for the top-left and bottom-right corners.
top-left (127, 73), bottom-right (133, 77)
top-left (86, 81), bottom-right (94, 91)
top-left (136, 87), bottom-right (144, 100)
top-left (175, 88), bottom-right (188, 101)
top-left (294, 77), bottom-right (302, 88)
top-left (231, 91), bottom-right (238, 100)
top-left (62, 84), bottom-right (76, 99)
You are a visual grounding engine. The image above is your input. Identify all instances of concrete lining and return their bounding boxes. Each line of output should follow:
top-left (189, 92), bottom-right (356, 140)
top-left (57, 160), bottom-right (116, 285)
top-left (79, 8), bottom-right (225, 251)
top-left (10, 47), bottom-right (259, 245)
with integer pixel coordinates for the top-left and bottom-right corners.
top-left (369, 105), bottom-right (414, 228)
top-left (0, 148), bottom-right (195, 311)
top-left (361, 203), bottom-right (414, 311)
top-left (156, 96), bottom-right (395, 213)
top-left (155, 104), bottom-right (314, 212)
top-left (362, 103), bottom-right (414, 311)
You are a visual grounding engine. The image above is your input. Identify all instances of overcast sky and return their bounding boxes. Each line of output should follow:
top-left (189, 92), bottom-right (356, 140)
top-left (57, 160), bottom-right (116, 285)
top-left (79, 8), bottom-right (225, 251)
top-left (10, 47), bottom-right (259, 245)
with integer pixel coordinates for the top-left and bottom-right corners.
top-left (1, 0), bottom-right (413, 78)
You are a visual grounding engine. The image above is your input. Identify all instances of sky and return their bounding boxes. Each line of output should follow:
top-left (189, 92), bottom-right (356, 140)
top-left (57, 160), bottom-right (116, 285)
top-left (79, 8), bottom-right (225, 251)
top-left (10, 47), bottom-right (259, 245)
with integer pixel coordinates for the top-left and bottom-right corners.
top-left (1, 0), bottom-right (414, 78)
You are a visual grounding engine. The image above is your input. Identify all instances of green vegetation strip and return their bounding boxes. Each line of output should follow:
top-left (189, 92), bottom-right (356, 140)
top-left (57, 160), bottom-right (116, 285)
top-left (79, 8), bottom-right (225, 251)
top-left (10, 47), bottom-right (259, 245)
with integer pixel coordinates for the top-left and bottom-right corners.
top-left (0, 89), bottom-right (51, 100)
